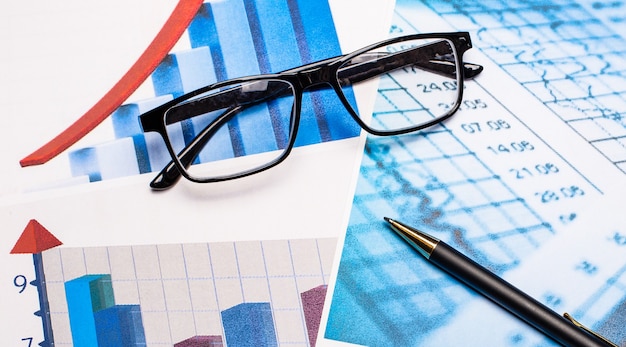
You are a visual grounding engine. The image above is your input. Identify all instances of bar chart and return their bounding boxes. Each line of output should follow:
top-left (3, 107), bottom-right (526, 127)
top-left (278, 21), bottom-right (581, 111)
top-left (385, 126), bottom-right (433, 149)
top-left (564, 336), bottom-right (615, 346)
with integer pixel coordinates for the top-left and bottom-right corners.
top-left (41, 237), bottom-right (334, 346)
top-left (67, 0), bottom-right (361, 184)
top-left (65, 274), bottom-right (145, 346)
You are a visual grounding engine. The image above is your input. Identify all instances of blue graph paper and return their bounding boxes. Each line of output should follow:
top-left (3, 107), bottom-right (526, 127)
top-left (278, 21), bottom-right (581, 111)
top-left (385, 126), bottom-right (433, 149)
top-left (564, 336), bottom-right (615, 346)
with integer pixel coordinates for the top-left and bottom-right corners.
top-left (419, 0), bottom-right (626, 173)
top-left (579, 263), bottom-right (626, 344)
top-left (325, 136), bottom-right (551, 345)
top-left (324, 1), bottom-right (626, 345)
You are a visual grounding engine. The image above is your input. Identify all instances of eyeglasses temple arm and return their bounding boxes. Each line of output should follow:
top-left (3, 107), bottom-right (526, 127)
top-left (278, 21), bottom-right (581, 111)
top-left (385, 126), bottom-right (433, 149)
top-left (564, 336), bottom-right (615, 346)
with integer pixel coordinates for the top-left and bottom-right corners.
top-left (161, 41), bottom-right (483, 127)
top-left (337, 41), bottom-right (482, 85)
top-left (151, 82), bottom-right (295, 189)
top-left (164, 41), bottom-right (483, 124)
top-left (163, 82), bottom-right (292, 125)
top-left (149, 105), bottom-right (244, 190)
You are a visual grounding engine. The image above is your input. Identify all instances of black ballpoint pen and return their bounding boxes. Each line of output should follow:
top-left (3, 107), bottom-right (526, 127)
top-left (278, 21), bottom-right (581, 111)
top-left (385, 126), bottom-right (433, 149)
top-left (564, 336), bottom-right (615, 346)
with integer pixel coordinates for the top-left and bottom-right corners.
top-left (384, 217), bottom-right (617, 347)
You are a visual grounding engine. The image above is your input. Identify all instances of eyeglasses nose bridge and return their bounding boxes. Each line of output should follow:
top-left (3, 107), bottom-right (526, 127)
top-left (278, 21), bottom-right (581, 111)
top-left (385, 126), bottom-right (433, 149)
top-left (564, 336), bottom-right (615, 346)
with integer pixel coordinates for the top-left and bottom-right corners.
top-left (295, 64), bottom-right (335, 90)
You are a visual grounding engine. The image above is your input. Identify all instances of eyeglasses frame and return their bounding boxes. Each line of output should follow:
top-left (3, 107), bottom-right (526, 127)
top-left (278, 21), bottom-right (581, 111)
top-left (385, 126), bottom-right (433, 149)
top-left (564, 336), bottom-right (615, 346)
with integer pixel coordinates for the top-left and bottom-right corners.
top-left (139, 31), bottom-right (481, 189)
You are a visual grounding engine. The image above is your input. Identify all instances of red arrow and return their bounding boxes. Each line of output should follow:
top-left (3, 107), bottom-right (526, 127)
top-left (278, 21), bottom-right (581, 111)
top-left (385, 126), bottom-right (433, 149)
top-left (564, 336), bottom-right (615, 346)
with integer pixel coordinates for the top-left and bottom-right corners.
top-left (11, 219), bottom-right (63, 254)
top-left (20, 0), bottom-right (204, 167)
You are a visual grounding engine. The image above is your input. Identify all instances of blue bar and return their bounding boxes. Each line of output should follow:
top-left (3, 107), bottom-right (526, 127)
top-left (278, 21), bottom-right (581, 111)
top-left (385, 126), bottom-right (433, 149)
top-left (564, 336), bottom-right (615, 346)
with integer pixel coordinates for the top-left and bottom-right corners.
top-left (288, 0), bottom-right (361, 142)
top-left (221, 302), bottom-right (278, 347)
top-left (188, 4), bottom-right (225, 80)
top-left (69, 147), bottom-right (101, 182)
top-left (185, 6), bottom-right (234, 160)
top-left (112, 96), bottom-right (173, 138)
top-left (246, 0), bottom-right (320, 147)
top-left (112, 95), bottom-right (173, 173)
top-left (289, 0), bottom-right (339, 63)
top-left (208, 0), bottom-right (260, 79)
top-left (245, 0), bottom-right (300, 72)
top-left (192, 110), bottom-right (235, 163)
top-left (94, 305), bottom-right (146, 347)
top-left (211, 0), bottom-right (277, 156)
top-left (69, 138), bottom-right (140, 182)
top-left (152, 47), bottom-right (219, 147)
top-left (188, 1), bottom-right (277, 157)
top-left (152, 54), bottom-right (183, 98)
top-left (64, 275), bottom-right (115, 346)
top-left (152, 47), bottom-right (217, 98)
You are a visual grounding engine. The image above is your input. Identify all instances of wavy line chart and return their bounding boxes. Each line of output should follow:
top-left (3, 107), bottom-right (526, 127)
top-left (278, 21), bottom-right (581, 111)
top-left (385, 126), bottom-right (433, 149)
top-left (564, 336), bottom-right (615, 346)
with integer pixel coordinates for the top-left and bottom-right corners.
top-left (323, 2), bottom-right (620, 345)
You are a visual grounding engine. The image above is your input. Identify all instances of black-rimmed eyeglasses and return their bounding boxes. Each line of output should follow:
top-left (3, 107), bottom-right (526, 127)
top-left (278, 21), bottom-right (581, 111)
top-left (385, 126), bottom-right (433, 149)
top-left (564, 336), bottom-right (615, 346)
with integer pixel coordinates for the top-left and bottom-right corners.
top-left (139, 32), bottom-right (483, 190)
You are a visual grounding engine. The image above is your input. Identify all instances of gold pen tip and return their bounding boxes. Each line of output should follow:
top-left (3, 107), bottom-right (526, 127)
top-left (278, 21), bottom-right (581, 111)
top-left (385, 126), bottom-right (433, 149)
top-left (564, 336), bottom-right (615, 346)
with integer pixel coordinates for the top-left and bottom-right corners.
top-left (384, 217), bottom-right (404, 230)
top-left (384, 217), bottom-right (401, 230)
top-left (383, 217), bottom-right (439, 258)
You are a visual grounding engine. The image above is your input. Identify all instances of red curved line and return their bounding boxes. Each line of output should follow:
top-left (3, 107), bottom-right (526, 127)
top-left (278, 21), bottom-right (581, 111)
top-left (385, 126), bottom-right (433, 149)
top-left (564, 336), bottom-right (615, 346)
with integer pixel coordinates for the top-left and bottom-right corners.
top-left (20, 0), bottom-right (204, 167)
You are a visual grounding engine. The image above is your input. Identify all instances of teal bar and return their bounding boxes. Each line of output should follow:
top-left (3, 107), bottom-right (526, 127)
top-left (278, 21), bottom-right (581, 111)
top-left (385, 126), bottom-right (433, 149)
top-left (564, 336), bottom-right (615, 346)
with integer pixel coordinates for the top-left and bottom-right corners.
top-left (64, 274), bottom-right (115, 346)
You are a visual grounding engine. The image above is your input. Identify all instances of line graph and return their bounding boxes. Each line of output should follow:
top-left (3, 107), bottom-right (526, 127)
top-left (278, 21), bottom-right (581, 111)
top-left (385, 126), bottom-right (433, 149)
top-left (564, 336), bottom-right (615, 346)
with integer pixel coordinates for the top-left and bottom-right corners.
top-left (420, 0), bottom-right (626, 173)
top-left (324, 125), bottom-right (553, 345)
top-left (323, 3), bottom-right (615, 345)
top-left (424, 198), bottom-right (626, 346)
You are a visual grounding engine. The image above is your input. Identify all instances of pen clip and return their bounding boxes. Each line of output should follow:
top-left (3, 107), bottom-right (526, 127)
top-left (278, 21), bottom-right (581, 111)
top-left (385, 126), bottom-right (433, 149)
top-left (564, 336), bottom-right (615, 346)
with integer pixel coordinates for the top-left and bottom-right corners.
top-left (563, 312), bottom-right (618, 347)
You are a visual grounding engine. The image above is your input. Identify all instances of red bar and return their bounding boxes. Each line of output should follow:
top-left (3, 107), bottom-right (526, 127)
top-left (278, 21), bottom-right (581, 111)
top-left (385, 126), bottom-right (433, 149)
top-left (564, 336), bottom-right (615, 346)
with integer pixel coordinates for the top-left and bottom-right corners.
top-left (174, 335), bottom-right (223, 346)
top-left (301, 284), bottom-right (328, 347)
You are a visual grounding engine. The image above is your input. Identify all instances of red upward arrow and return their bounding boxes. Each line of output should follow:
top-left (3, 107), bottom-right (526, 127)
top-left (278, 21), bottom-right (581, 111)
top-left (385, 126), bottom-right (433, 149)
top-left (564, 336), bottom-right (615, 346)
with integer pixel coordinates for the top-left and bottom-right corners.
top-left (20, 0), bottom-right (204, 167)
top-left (11, 219), bottom-right (63, 254)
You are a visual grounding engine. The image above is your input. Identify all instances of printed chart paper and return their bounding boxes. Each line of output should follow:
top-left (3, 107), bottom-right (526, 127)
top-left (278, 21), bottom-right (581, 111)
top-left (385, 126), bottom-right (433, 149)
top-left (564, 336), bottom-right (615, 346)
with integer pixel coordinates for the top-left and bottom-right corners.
top-left (322, 1), bottom-right (626, 346)
top-left (0, 1), bottom-right (395, 346)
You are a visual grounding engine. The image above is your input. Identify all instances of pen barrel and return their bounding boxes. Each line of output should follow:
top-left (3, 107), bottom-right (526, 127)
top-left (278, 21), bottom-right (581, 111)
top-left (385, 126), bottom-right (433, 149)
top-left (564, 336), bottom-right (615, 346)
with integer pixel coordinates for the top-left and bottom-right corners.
top-left (430, 242), bottom-right (610, 347)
